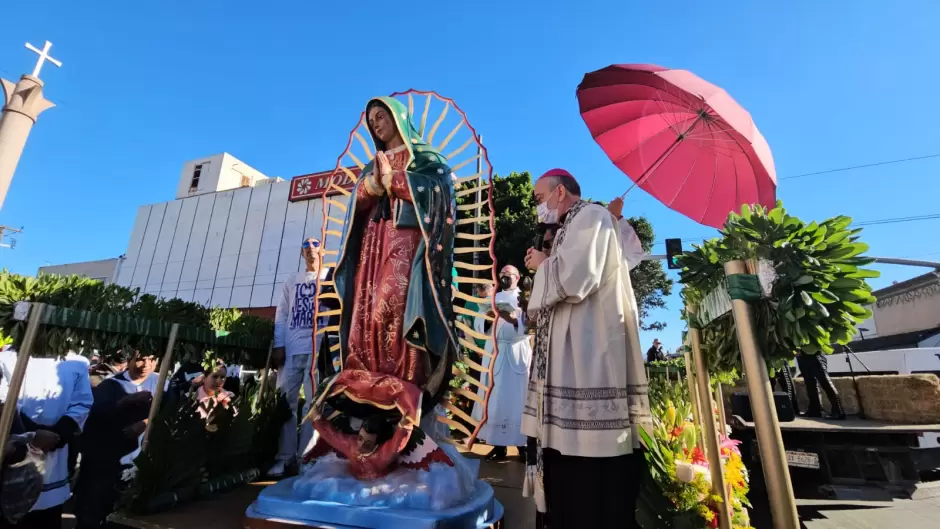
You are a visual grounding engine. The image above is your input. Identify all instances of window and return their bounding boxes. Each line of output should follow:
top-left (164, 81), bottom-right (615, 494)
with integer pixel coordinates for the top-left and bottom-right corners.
top-left (190, 164), bottom-right (203, 192)
top-left (241, 175), bottom-right (250, 187)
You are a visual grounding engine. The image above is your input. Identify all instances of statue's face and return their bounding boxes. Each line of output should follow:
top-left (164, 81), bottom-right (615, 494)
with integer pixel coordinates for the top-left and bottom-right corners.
top-left (357, 429), bottom-right (378, 454)
top-left (368, 105), bottom-right (398, 145)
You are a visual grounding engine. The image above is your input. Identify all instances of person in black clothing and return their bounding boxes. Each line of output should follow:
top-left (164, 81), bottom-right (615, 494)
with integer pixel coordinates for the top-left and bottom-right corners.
top-left (645, 339), bottom-right (665, 363)
top-left (73, 350), bottom-right (131, 488)
top-left (774, 362), bottom-right (800, 415)
top-left (796, 352), bottom-right (845, 419)
top-left (74, 352), bottom-right (157, 529)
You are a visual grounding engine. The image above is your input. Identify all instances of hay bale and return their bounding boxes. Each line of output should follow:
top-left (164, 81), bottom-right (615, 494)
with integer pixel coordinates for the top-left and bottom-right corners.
top-left (793, 377), bottom-right (860, 416)
top-left (856, 374), bottom-right (940, 424)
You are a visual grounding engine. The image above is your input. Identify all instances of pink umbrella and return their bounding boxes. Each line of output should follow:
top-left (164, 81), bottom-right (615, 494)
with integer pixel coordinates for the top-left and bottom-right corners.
top-left (577, 64), bottom-right (777, 228)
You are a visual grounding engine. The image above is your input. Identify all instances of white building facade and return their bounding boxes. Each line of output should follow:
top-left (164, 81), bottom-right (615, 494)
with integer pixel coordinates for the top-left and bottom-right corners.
top-left (114, 153), bottom-right (354, 311)
top-left (39, 258), bottom-right (122, 284)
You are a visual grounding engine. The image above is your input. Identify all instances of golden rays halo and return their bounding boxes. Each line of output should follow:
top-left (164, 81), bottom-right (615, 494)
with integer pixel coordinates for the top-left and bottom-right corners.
top-left (312, 89), bottom-right (499, 448)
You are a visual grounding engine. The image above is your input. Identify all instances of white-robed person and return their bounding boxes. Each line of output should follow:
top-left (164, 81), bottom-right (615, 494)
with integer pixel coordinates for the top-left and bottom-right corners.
top-left (470, 265), bottom-right (532, 461)
top-left (0, 345), bottom-right (93, 529)
top-left (522, 169), bottom-right (651, 529)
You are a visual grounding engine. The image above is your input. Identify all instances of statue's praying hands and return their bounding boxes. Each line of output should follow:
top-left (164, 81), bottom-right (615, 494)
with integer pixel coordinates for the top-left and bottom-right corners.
top-left (375, 150), bottom-right (393, 192)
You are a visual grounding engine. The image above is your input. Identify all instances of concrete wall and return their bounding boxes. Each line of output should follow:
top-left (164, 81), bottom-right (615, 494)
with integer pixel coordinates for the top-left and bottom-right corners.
top-left (873, 277), bottom-right (940, 337)
top-left (39, 258), bottom-right (120, 284)
top-left (175, 153), bottom-right (269, 200)
top-left (115, 179), bottom-right (349, 309)
top-left (851, 312), bottom-right (878, 340)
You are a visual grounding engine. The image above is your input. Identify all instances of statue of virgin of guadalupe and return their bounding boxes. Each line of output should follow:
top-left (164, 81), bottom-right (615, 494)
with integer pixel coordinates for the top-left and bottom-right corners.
top-left (306, 97), bottom-right (460, 480)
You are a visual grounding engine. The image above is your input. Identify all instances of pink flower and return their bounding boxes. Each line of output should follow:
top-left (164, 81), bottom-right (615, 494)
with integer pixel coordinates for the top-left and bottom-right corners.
top-left (720, 437), bottom-right (742, 456)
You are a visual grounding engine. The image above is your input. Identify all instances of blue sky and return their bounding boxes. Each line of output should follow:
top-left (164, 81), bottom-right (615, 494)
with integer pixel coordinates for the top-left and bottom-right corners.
top-left (1, 1), bottom-right (938, 351)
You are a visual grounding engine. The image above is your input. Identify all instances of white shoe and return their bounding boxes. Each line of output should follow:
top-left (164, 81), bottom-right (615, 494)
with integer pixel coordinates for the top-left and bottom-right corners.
top-left (268, 460), bottom-right (288, 478)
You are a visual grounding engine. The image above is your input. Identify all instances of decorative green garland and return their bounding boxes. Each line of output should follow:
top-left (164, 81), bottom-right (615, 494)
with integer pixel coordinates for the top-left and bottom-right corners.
top-left (677, 202), bottom-right (878, 371)
top-left (0, 271), bottom-right (273, 366)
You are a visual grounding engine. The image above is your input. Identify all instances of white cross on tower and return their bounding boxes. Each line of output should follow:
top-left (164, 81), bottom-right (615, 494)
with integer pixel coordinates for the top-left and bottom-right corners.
top-left (24, 41), bottom-right (62, 79)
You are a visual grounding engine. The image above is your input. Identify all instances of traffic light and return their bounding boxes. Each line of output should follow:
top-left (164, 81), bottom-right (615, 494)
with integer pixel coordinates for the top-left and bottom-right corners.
top-left (665, 238), bottom-right (683, 270)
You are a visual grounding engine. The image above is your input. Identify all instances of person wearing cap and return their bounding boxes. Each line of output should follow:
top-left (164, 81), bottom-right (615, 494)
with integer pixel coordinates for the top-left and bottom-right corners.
top-left (646, 339), bottom-right (666, 363)
top-left (522, 168), bottom-right (650, 529)
top-left (269, 237), bottom-right (331, 478)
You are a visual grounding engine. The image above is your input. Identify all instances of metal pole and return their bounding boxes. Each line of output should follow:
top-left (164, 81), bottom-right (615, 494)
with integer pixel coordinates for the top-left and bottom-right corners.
top-left (724, 260), bottom-right (799, 529)
top-left (714, 382), bottom-right (728, 436)
top-left (646, 254), bottom-right (940, 269)
top-left (472, 136), bottom-right (483, 278)
top-left (871, 257), bottom-right (940, 269)
top-left (256, 340), bottom-right (274, 408)
top-left (688, 304), bottom-right (732, 529)
top-left (0, 302), bottom-right (44, 469)
top-left (142, 323), bottom-right (179, 452)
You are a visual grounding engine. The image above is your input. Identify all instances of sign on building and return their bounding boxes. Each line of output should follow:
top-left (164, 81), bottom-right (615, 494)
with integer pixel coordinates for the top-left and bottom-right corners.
top-left (289, 167), bottom-right (361, 202)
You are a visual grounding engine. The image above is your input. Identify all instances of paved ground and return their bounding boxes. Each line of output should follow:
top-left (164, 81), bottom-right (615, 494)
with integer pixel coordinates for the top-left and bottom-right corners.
top-left (473, 447), bottom-right (940, 529)
top-left (466, 445), bottom-right (536, 529)
top-left (94, 444), bottom-right (940, 528)
top-left (794, 498), bottom-right (940, 529)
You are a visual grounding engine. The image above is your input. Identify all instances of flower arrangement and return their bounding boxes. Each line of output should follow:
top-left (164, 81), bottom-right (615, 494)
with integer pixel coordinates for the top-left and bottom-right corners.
top-left (640, 382), bottom-right (754, 529)
top-left (720, 438), bottom-right (752, 529)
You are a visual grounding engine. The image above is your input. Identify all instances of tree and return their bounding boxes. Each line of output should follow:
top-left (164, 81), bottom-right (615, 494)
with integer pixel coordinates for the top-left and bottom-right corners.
top-left (491, 172), bottom-right (539, 273)
top-left (482, 172), bottom-right (673, 331)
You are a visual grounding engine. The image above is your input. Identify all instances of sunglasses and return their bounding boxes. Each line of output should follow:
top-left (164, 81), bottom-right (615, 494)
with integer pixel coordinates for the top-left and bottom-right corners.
top-left (302, 240), bottom-right (321, 249)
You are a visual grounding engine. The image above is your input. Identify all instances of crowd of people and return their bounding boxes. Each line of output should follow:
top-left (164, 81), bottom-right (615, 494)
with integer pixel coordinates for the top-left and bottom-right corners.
top-left (0, 343), bottom-right (243, 528)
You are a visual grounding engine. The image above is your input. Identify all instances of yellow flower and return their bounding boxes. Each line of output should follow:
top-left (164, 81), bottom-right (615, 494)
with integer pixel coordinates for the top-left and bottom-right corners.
top-left (665, 404), bottom-right (677, 426)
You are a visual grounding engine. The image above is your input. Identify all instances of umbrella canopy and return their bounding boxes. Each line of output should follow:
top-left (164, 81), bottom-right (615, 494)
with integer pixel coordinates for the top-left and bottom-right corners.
top-left (577, 64), bottom-right (776, 228)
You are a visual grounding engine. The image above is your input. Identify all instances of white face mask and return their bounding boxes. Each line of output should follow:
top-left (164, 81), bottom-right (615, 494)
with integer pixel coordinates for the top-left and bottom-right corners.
top-left (537, 201), bottom-right (559, 224)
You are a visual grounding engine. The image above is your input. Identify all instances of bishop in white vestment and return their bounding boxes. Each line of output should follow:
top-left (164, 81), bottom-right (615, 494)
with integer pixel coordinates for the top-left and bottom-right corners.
top-left (522, 169), bottom-right (650, 529)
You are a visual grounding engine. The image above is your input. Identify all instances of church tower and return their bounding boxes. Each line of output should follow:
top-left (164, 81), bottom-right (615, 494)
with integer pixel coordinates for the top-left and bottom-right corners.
top-left (0, 41), bottom-right (61, 211)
